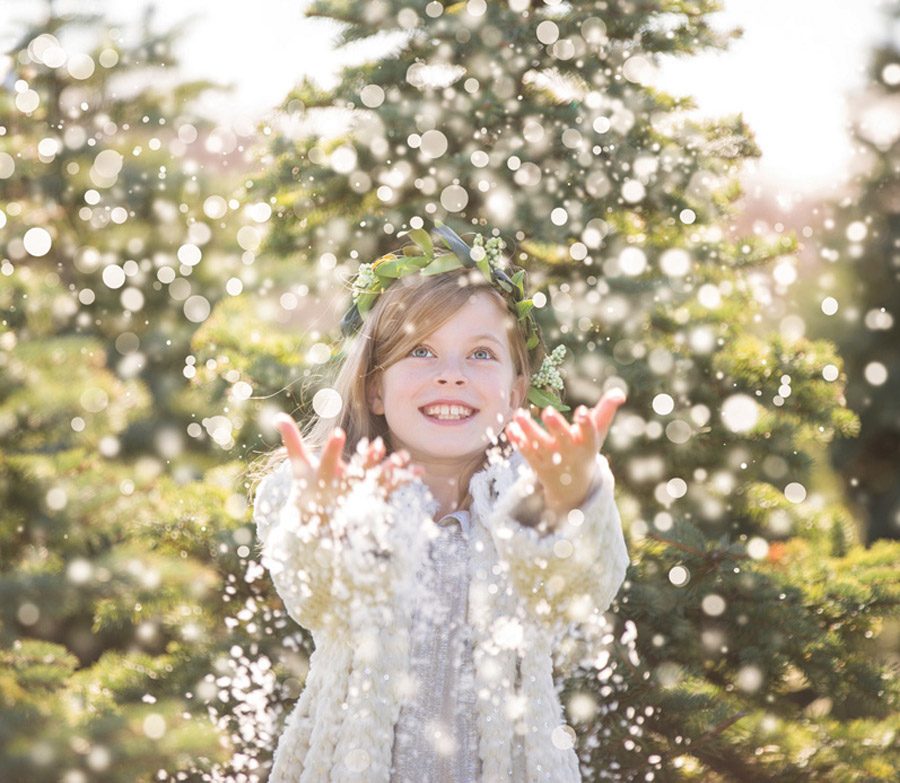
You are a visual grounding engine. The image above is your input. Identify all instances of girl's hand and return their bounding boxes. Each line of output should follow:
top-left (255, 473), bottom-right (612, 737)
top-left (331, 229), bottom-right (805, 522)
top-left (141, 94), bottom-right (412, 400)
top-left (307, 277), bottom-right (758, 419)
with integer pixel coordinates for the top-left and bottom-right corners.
top-left (274, 413), bottom-right (424, 527)
top-left (505, 390), bottom-right (627, 520)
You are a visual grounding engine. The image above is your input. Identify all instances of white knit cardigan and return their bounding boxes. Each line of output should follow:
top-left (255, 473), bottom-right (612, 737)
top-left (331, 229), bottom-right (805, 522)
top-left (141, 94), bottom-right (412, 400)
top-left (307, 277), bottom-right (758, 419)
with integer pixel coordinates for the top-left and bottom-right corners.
top-left (253, 447), bottom-right (630, 783)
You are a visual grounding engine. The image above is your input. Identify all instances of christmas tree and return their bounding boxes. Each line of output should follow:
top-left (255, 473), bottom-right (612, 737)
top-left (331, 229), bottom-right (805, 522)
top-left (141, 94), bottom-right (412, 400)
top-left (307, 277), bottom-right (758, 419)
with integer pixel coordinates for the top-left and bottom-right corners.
top-left (806, 1), bottom-right (900, 546)
top-left (0, 5), bottom-right (266, 780)
top-left (231, 1), bottom-right (900, 780)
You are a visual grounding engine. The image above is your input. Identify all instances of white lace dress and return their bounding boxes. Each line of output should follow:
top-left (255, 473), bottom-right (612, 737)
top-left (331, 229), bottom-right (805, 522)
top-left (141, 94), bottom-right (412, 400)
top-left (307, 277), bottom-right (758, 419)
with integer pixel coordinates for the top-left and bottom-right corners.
top-left (389, 509), bottom-right (528, 783)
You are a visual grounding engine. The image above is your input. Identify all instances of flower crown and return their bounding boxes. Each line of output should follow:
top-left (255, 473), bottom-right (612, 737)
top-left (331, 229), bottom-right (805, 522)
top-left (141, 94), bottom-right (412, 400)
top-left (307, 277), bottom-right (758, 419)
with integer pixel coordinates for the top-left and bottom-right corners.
top-left (340, 221), bottom-right (570, 412)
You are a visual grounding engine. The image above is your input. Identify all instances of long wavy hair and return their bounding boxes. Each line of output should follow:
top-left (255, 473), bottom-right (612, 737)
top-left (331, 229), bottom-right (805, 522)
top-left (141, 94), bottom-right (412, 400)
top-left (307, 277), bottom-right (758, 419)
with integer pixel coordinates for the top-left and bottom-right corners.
top-left (246, 264), bottom-right (551, 514)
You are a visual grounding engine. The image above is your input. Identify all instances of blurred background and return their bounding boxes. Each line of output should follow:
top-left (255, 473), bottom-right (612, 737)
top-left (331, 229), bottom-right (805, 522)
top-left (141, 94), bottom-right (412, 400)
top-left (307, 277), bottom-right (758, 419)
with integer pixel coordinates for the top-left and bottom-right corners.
top-left (1, 1), bottom-right (898, 781)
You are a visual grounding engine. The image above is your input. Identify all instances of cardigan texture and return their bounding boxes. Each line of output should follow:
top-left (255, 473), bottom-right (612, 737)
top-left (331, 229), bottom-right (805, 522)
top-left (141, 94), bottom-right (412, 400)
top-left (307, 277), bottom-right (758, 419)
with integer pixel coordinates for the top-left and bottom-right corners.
top-left (253, 447), bottom-right (630, 782)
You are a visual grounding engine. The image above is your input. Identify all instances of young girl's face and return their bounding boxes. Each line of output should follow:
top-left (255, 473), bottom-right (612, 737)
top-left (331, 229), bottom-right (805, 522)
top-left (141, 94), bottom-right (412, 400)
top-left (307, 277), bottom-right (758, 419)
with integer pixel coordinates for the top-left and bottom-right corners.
top-left (368, 290), bottom-right (527, 464)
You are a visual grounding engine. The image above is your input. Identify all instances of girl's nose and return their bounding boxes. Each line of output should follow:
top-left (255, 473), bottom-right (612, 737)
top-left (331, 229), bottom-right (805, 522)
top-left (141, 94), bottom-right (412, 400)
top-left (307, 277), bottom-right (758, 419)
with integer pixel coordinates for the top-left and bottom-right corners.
top-left (435, 360), bottom-right (467, 385)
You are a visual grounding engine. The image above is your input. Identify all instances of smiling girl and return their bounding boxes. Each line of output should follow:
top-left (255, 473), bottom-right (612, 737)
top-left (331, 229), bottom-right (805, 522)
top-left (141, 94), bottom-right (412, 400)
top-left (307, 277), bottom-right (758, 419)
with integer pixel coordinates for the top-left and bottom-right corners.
top-left (250, 223), bottom-right (629, 782)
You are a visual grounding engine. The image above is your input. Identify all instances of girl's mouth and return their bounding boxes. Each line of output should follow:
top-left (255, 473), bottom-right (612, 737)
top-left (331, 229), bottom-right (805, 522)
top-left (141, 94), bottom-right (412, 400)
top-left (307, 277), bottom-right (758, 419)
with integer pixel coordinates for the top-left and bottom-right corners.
top-left (419, 405), bottom-right (478, 425)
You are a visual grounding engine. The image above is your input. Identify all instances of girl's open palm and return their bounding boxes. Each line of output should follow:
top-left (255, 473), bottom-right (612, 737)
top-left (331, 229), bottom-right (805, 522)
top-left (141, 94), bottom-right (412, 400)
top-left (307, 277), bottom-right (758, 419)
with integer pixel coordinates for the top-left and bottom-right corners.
top-left (505, 389), bottom-right (627, 517)
top-left (273, 413), bottom-right (423, 527)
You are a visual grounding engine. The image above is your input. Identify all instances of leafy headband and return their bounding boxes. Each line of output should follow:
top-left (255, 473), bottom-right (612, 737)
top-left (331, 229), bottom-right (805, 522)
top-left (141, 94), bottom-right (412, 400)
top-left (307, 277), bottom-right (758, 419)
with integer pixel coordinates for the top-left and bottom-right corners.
top-left (340, 221), bottom-right (570, 412)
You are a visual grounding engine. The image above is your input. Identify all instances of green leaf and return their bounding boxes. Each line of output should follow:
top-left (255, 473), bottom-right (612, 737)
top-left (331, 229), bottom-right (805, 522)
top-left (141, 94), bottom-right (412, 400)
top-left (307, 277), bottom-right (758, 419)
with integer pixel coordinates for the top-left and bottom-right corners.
top-left (421, 254), bottom-right (464, 276)
top-left (475, 256), bottom-right (492, 282)
top-left (511, 269), bottom-right (526, 296)
top-left (527, 385), bottom-right (570, 412)
top-left (516, 299), bottom-right (534, 318)
top-left (373, 258), bottom-right (425, 279)
top-left (356, 292), bottom-right (378, 315)
top-left (527, 332), bottom-right (540, 350)
top-left (403, 228), bottom-right (433, 256)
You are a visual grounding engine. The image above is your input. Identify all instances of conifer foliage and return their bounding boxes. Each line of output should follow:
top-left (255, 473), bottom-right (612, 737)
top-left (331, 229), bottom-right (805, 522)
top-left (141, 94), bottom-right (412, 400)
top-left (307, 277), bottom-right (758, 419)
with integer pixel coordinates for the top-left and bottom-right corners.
top-left (236, 2), bottom-right (900, 780)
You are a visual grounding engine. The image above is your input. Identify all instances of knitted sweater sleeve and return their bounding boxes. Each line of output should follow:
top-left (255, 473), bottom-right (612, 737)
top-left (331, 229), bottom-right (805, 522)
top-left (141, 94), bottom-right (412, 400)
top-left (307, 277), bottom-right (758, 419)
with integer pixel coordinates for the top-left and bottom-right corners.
top-left (486, 452), bottom-right (629, 636)
top-left (252, 457), bottom-right (428, 634)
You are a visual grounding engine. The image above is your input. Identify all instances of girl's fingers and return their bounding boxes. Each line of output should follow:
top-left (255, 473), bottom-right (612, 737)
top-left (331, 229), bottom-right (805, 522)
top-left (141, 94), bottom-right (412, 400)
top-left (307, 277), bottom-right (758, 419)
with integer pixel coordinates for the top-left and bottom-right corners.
top-left (541, 405), bottom-right (575, 448)
top-left (573, 405), bottom-right (599, 452)
top-left (590, 392), bottom-right (626, 449)
top-left (513, 409), bottom-right (556, 451)
top-left (275, 413), bottom-right (315, 481)
top-left (317, 427), bottom-right (346, 488)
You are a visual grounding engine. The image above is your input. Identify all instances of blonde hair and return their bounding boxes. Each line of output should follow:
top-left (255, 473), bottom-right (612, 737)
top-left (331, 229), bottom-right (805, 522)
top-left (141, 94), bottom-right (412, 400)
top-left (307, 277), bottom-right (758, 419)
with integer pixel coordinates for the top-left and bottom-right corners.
top-left (246, 263), bottom-right (551, 513)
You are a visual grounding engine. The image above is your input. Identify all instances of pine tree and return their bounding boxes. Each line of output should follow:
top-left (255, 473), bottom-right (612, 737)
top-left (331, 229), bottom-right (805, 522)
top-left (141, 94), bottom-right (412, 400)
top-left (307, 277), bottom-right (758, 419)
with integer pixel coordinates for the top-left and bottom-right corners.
top-left (808, 2), bottom-right (900, 545)
top-left (229, 1), bottom-right (900, 780)
top-left (0, 5), bottom-right (267, 780)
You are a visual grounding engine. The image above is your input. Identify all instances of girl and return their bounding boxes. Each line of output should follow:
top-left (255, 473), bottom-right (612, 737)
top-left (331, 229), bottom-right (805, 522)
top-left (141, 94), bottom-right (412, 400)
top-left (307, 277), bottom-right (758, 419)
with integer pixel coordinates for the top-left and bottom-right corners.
top-left (251, 224), bottom-right (629, 783)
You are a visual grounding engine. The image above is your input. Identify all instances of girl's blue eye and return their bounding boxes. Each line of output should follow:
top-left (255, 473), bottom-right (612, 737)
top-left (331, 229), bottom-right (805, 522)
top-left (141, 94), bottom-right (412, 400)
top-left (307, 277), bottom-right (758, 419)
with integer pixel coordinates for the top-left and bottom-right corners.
top-left (409, 345), bottom-right (495, 360)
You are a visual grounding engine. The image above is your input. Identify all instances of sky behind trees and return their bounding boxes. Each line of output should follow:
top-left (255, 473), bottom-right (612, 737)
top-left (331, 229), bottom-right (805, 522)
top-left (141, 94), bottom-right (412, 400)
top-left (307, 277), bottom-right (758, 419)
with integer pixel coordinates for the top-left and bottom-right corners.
top-left (2, 0), bottom-right (888, 199)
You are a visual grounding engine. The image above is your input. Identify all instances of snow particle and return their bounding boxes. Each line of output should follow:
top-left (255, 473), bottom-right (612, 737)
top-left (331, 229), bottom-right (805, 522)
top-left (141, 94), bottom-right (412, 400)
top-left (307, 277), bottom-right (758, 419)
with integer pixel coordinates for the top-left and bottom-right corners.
top-left (15, 88), bottom-right (40, 113)
top-left (67, 53), bottom-right (95, 80)
top-left (23, 226), bottom-right (52, 257)
top-left (466, 0), bottom-right (487, 17)
top-left (773, 258), bottom-right (797, 286)
top-left (621, 179), bottom-right (645, 203)
top-left (659, 248), bottom-right (691, 277)
top-left (883, 63), bottom-right (900, 86)
top-left (306, 342), bottom-right (332, 365)
top-left (720, 394), bottom-right (759, 433)
top-left (551, 724), bottom-right (576, 750)
top-left (845, 220), bottom-right (867, 242)
top-left (203, 195), bottom-right (228, 219)
top-left (237, 225), bottom-right (261, 251)
top-left (246, 202), bottom-right (272, 223)
top-left (622, 55), bottom-right (656, 84)
top-left (360, 84), bottom-right (385, 108)
top-left (312, 388), bottom-right (343, 419)
top-left (420, 129), bottom-right (448, 159)
top-left (864, 361), bottom-right (887, 386)
top-left (746, 537), bottom-right (769, 560)
top-left (550, 207), bottom-right (568, 226)
top-left (232, 381), bottom-right (253, 401)
top-left (821, 296), bottom-right (839, 315)
top-left (735, 665), bottom-right (763, 693)
top-left (665, 419), bottom-right (693, 444)
top-left (666, 477), bottom-right (687, 500)
top-left (177, 243), bottom-right (202, 266)
top-left (701, 594), bottom-right (726, 617)
top-left (18, 602), bottom-right (40, 625)
top-left (668, 565), bottom-right (689, 587)
top-left (536, 21), bottom-right (560, 45)
top-left (618, 246), bottom-right (647, 276)
top-left (91, 148), bottom-right (124, 181)
top-left (440, 184), bottom-right (469, 212)
top-left (142, 714), bottom-right (167, 740)
top-left (592, 116), bottom-right (611, 134)
top-left (783, 482), bottom-right (807, 504)
top-left (329, 144), bottom-right (357, 173)
top-left (652, 393), bottom-right (674, 416)
top-left (67, 558), bottom-right (93, 585)
top-left (183, 295), bottom-right (211, 323)
top-left (697, 283), bottom-right (722, 309)
top-left (102, 264), bottom-right (126, 289)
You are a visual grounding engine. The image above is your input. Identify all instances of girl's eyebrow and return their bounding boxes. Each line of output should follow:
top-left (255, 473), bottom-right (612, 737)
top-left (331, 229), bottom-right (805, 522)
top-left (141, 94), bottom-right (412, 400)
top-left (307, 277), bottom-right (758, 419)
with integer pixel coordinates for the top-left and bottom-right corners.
top-left (467, 334), bottom-right (503, 346)
top-left (420, 334), bottom-right (504, 348)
